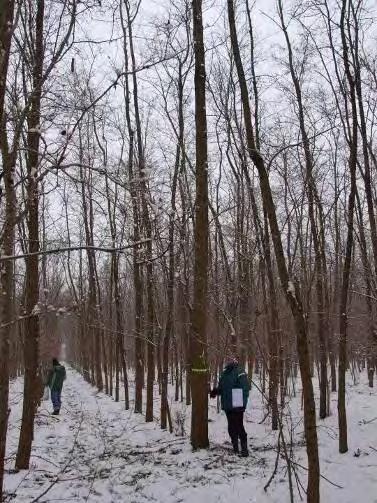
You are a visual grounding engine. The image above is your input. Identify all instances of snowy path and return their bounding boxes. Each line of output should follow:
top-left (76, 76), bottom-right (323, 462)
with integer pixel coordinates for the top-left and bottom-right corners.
top-left (4, 368), bottom-right (270, 502)
top-left (4, 367), bottom-right (377, 502)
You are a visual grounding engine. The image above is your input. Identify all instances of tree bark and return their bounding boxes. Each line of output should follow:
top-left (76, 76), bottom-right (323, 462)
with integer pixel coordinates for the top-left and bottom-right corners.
top-left (277, 0), bottom-right (328, 419)
top-left (227, 1), bottom-right (320, 499)
top-left (16, 0), bottom-right (44, 470)
top-left (120, 1), bottom-right (143, 414)
top-left (0, 0), bottom-right (16, 493)
top-left (338, 0), bottom-right (358, 454)
top-left (190, 0), bottom-right (209, 449)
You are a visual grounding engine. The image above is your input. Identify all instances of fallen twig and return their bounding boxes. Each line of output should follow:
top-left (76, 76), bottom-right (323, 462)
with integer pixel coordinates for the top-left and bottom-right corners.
top-left (290, 459), bottom-right (343, 489)
top-left (264, 431), bottom-right (281, 492)
top-left (361, 416), bottom-right (377, 425)
top-left (30, 411), bottom-right (84, 503)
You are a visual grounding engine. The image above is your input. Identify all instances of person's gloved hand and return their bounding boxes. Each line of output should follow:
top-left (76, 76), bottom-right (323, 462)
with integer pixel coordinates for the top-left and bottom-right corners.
top-left (209, 388), bottom-right (218, 398)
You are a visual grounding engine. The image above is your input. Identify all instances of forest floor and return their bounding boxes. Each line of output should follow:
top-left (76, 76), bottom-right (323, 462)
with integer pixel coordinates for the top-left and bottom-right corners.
top-left (3, 366), bottom-right (377, 502)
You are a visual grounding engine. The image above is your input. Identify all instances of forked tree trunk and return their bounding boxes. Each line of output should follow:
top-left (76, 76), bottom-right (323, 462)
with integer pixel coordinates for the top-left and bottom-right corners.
top-left (123, 0), bottom-right (155, 422)
top-left (113, 254), bottom-right (129, 409)
top-left (355, 190), bottom-right (375, 387)
top-left (233, 11), bottom-right (280, 429)
top-left (263, 211), bottom-right (280, 431)
top-left (79, 149), bottom-right (102, 392)
top-left (277, 0), bottom-right (328, 419)
top-left (227, 1), bottom-right (320, 500)
top-left (161, 68), bottom-right (181, 428)
top-left (120, 2), bottom-right (143, 413)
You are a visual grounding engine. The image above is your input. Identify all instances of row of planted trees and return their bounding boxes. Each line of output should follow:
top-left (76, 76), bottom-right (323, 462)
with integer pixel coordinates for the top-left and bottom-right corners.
top-left (1, 0), bottom-right (377, 502)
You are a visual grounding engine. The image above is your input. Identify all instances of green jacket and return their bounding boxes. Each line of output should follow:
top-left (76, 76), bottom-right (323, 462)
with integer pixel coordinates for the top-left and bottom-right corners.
top-left (47, 364), bottom-right (66, 392)
top-left (218, 363), bottom-right (250, 411)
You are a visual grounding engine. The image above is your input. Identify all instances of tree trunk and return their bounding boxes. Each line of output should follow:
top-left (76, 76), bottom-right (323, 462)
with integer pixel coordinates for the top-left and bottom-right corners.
top-left (190, 0), bottom-right (209, 449)
top-left (227, 1), bottom-right (320, 499)
top-left (123, 0), bottom-right (155, 422)
top-left (277, 0), bottom-right (328, 419)
top-left (338, 0), bottom-right (358, 454)
top-left (120, 3), bottom-right (143, 413)
top-left (16, 0), bottom-right (44, 470)
top-left (0, 0), bottom-right (16, 495)
top-left (161, 69), bottom-right (181, 426)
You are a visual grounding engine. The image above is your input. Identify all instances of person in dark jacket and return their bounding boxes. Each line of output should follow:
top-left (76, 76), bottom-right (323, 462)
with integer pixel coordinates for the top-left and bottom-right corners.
top-left (210, 356), bottom-right (250, 456)
top-left (47, 358), bottom-right (66, 415)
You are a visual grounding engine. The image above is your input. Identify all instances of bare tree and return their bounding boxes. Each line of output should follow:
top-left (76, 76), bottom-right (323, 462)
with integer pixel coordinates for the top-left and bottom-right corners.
top-left (337, 0), bottom-right (359, 455)
top-left (277, 0), bottom-right (329, 420)
top-left (226, 0), bottom-right (320, 499)
top-left (0, 0), bottom-right (17, 497)
top-left (190, 0), bottom-right (209, 449)
top-left (16, 0), bottom-right (76, 469)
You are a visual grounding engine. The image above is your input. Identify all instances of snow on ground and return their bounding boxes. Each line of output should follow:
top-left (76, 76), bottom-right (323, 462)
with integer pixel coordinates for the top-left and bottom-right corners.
top-left (3, 366), bottom-right (377, 502)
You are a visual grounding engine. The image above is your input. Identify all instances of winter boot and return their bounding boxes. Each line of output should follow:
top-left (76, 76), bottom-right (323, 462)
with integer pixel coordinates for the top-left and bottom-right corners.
top-left (231, 438), bottom-right (239, 454)
top-left (240, 439), bottom-right (249, 457)
top-left (52, 409), bottom-right (60, 415)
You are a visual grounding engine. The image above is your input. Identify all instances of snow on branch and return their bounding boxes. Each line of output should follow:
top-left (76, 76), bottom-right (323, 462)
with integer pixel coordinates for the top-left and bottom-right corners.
top-left (0, 240), bottom-right (151, 262)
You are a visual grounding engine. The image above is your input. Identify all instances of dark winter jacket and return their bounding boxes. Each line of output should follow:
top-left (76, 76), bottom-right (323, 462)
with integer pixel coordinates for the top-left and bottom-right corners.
top-left (217, 363), bottom-right (250, 412)
top-left (47, 364), bottom-right (66, 392)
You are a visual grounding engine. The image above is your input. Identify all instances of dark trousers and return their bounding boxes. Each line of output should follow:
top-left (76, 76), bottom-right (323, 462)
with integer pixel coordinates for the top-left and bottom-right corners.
top-left (51, 390), bottom-right (62, 411)
top-left (226, 409), bottom-right (247, 444)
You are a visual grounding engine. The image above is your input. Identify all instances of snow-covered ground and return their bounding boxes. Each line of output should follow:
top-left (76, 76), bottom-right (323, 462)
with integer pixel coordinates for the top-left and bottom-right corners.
top-left (4, 367), bottom-right (377, 502)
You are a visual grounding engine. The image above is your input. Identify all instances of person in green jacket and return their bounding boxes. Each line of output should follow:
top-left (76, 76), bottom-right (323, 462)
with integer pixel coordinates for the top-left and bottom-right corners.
top-left (210, 356), bottom-right (251, 456)
top-left (47, 358), bottom-right (66, 415)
